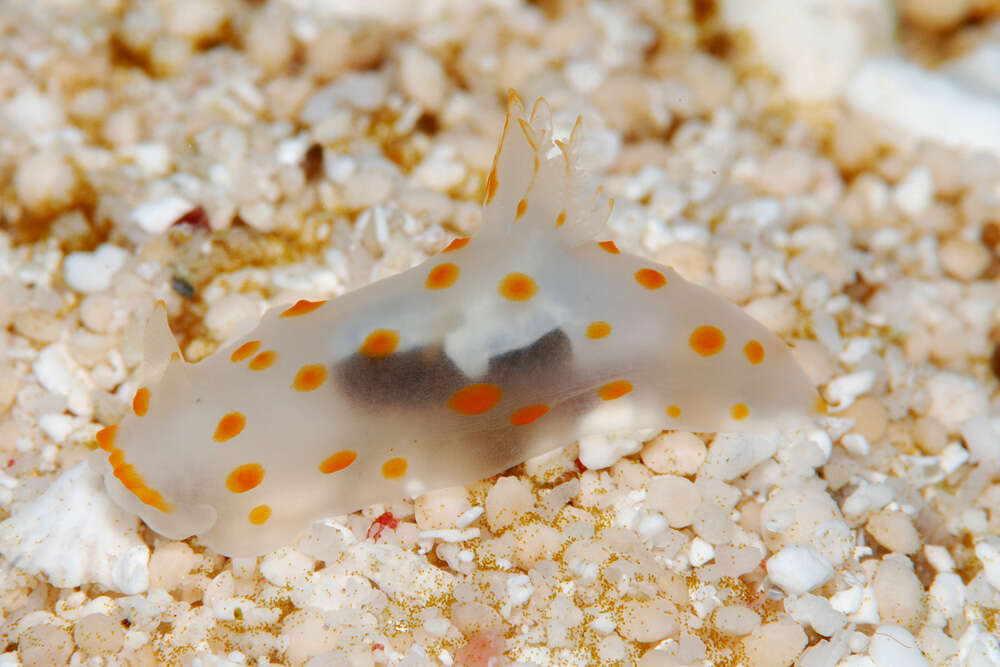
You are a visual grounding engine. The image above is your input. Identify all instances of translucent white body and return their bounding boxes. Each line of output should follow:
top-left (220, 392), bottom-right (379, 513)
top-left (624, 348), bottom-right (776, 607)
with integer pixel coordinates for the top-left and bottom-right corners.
top-left (91, 95), bottom-right (817, 557)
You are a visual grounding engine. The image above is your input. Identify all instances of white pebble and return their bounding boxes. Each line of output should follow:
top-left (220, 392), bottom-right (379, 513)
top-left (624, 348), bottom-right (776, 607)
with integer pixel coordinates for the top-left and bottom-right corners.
top-left (924, 544), bottom-right (955, 572)
top-left (742, 619), bottom-right (809, 667)
top-left (767, 545), bottom-right (834, 595)
top-left (892, 166), bottom-right (934, 218)
top-left (341, 169), bottom-right (393, 209)
top-left (413, 149), bottom-right (467, 192)
top-left (637, 513), bottom-right (668, 542)
top-left (259, 547), bottom-right (312, 587)
top-left (744, 295), bottom-right (798, 335)
top-left (645, 475), bottom-right (700, 528)
top-left (301, 72), bottom-right (388, 124)
top-left (238, 201), bottom-right (276, 232)
top-left (358, 541), bottom-right (456, 605)
top-left (4, 87), bottom-right (66, 134)
top-left (485, 477), bottom-right (533, 532)
top-left (866, 509), bottom-right (920, 554)
top-left (418, 528), bottom-right (479, 543)
top-left (130, 195), bottom-right (194, 234)
top-left (689, 537), bottom-right (715, 567)
top-left (147, 542), bottom-right (199, 590)
top-left (716, 544), bottom-right (764, 577)
top-left (324, 154), bottom-right (355, 183)
top-left (455, 505), bottom-right (483, 529)
top-left (785, 593), bottom-right (846, 637)
top-left (873, 556), bottom-right (923, 626)
top-left (714, 605), bottom-right (761, 636)
top-left (939, 238), bottom-right (992, 281)
top-left (926, 372), bottom-right (989, 430)
top-left (15, 149), bottom-right (78, 213)
top-left (397, 46), bottom-right (447, 111)
top-left (927, 572), bottom-right (965, 623)
top-left (823, 369), bottom-right (876, 410)
top-left (938, 441), bottom-right (969, 474)
top-left (165, 0), bottom-right (229, 41)
top-left (619, 597), bottom-right (678, 643)
top-left (974, 538), bottom-right (1000, 592)
top-left (276, 134), bottom-right (310, 165)
top-left (868, 625), bottom-right (930, 667)
top-left (960, 415), bottom-right (1000, 468)
top-left (641, 431), bottom-right (706, 475)
top-left (849, 584), bottom-right (881, 625)
top-left (702, 432), bottom-right (778, 481)
top-left (38, 413), bottom-right (87, 444)
top-left (830, 585), bottom-right (865, 615)
top-left (415, 486), bottom-right (471, 530)
top-left (33, 343), bottom-right (96, 417)
top-left (74, 612), bottom-right (126, 654)
top-left (502, 574), bottom-right (534, 617)
top-left (842, 481), bottom-right (893, 519)
top-left (578, 429), bottom-right (649, 470)
top-left (204, 294), bottom-right (262, 341)
top-left (122, 142), bottom-right (171, 178)
top-left (841, 433), bottom-right (871, 456)
top-left (63, 244), bottom-right (129, 294)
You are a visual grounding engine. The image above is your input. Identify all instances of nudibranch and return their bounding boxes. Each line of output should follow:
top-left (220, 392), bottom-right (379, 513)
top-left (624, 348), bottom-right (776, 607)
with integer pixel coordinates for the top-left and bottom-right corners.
top-left (90, 93), bottom-right (817, 557)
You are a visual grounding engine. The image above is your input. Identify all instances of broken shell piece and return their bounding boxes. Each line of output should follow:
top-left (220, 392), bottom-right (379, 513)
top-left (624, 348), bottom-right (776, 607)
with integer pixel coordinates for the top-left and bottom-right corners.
top-left (0, 461), bottom-right (149, 594)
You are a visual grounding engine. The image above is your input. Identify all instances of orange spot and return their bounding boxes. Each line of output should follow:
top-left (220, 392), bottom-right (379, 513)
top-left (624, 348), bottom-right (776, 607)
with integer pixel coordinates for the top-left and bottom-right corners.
top-left (135, 486), bottom-right (170, 512)
top-left (731, 403), bottom-right (750, 420)
top-left (249, 505), bottom-right (271, 525)
top-left (381, 457), bottom-right (408, 479)
top-left (510, 404), bottom-right (550, 426)
top-left (515, 198), bottom-right (528, 219)
top-left (498, 272), bottom-right (538, 301)
top-left (486, 167), bottom-right (498, 204)
top-left (744, 340), bottom-right (765, 364)
top-left (598, 240), bottom-right (619, 254)
top-left (813, 395), bottom-right (829, 415)
top-left (555, 210), bottom-right (566, 228)
top-left (360, 329), bottom-right (400, 358)
top-left (248, 350), bottom-right (277, 370)
top-left (113, 464), bottom-right (142, 491)
top-left (586, 321), bottom-right (611, 339)
top-left (226, 463), bottom-right (264, 493)
top-left (443, 237), bottom-right (470, 253)
top-left (293, 364), bottom-right (328, 392)
top-left (667, 404), bottom-right (682, 418)
top-left (448, 383), bottom-right (503, 415)
top-left (281, 299), bottom-right (327, 318)
top-left (426, 262), bottom-right (460, 290)
top-left (598, 380), bottom-right (633, 401)
top-left (106, 446), bottom-right (172, 512)
top-left (231, 340), bottom-right (261, 362)
top-left (214, 412), bottom-right (246, 442)
top-left (319, 449), bottom-right (358, 474)
top-left (96, 425), bottom-right (118, 451)
top-left (635, 268), bottom-right (667, 290)
top-left (690, 325), bottom-right (726, 357)
top-left (132, 387), bottom-right (150, 417)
